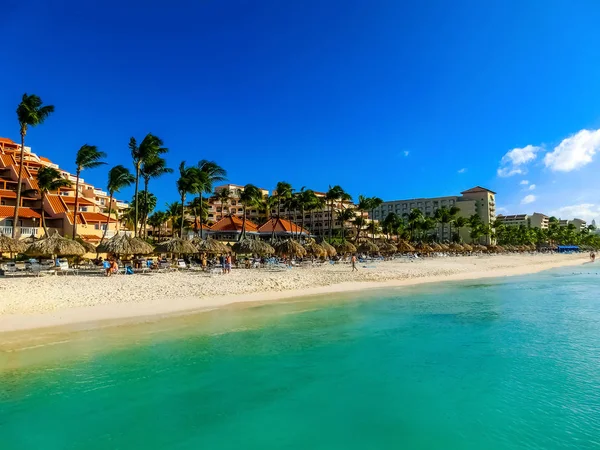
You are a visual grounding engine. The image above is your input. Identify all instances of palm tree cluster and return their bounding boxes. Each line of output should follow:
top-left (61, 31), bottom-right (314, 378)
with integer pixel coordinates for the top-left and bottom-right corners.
top-left (495, 217), bottom-right (599, 248)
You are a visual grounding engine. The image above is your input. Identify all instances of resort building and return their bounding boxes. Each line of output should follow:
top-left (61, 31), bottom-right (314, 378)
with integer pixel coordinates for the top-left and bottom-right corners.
top-left (370, 186), bottom-right (496, 242)
top-left (496, 212), bottom-right (549, 229)
top-left (559, 218), bottom-right (587, 231)
top-left (0, 137), bottom-right (129, 241)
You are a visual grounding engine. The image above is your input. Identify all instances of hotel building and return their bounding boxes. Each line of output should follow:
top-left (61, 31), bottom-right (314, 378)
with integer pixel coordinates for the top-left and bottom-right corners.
top-left (0, 137), bottom-right (129, 242)
top-left (370, 186), bottom-right (497, 242)
top-left (496, 212), bottom-right (549, 229)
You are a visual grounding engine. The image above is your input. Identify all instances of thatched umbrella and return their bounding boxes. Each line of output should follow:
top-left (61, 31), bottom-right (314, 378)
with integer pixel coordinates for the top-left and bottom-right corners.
top-left (233, 239), bottom-right (274, 256)
top-left (449, 243), bottom-right (464, 252)
top-left (439, 243), bottom-right (450, 251)
top-left (379, 242), bottom-right (397, 253)
top-left (396, 240), bottom-right (415, 253)
top-left (495, 245), bottom-right (505, 253)
top-left (0, 234), bottom-right (27, 254)
top-left (154, 238), bottom-right (197, 254)
top-left (430, 242), bottom-right (443, 252)
top-left (473, 244), bottom-right (487, 252)
top-left (319, 240), bottom-right (337, 257)
top-left (462, 243), bottom-right (473, 252)
top-left (336, 241), bottom-right (357, 254)
top-left (194, 237), bottom-right (230, 254)
top-left (75, 237), bottom-right (97, 254)
top-left (21, 234), bottom-right (39, 245)
top-left (357, 241), bottom-right (379, 254)
top-left (303, 240), bottom-right (327, 257)
top-left (97, 233), bottom-right (154, 255)
top-left (274, 239), bottom-right (306, 257)
top-left (25, 233), bottom-right (86, 257)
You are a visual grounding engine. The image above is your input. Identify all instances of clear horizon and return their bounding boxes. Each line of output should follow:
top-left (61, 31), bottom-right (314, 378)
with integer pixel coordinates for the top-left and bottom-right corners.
top-left (1, 1), bottom-right (599, 222)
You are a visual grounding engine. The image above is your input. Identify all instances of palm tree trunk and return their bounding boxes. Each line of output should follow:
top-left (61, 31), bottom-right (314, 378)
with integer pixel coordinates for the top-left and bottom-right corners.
top-left (134, 164), bottom-right (140, 237)
top-left (329, 201), bottom-right (333, 242)
top-left (300, 207), bottom-right (305, 241)
top-left (141, 178), bottom-right (149, 238)
top-left (371, 208), bottom-right (375, 242)
top-left (199, 195), bottom-right (204, 238)
top-left (100, 193), bottom-right (113, 244)
top-left (11, 130), bottom-right (26, 239)
top-left (240, 208), bottom-right (247, 241)
top-left (180, 194), bottom-right (186, 238)
top-left (72, 170), bottom-right (81, 239)
top-left (41, 192), bottom-right (49, 237)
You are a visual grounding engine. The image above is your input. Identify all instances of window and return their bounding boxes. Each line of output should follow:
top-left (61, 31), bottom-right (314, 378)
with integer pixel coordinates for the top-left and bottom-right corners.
top-left (79, 206), bottom-right (88, 212)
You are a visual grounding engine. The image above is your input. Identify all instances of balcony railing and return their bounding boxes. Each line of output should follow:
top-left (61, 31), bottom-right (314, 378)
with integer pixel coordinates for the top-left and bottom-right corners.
top-left (0, 226), bottom-right (41, 237)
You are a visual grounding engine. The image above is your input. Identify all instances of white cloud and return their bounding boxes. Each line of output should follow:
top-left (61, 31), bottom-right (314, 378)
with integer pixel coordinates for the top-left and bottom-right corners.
top-left (497, 145), bottom-right (542, 177)
top-left (544, 128), bottom-right (600, 172)
top-left (529, 184), bottom-right (536, 191)
top-left (496, 206), bottom-right (508, 214)
top-left (403, 150), bottom-right (410, 157)
top-left (521, 194), bottom-right (536, 205)
top-left (457, 168), bottom-right (466, 173)
top-left (520, 180), bottom-right (529, 185)
top-left (549, 204), bottom-right (600, 223)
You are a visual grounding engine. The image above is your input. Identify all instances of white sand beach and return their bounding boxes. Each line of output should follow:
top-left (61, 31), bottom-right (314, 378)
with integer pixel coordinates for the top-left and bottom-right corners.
top-left (0, 253), bottom-right (587, 333)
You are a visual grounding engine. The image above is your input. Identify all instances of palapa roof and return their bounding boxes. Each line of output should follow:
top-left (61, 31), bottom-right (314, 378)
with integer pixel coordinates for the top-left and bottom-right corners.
top-left (210, 215), bottom-right (258, 233)
top-left (357, 241), bottom-right (379, 253)
top-left (258, 217), bottom-right (309, 235)
top-left (397, 240), bottom-right (415, 252)
top-left (194, 237), bottom-right (231, 254)
top-left (154, 238), bottom-right (198, 254)
top-left (379, 242), bottom-right (397, 253)
top-left (336, 241), bottom-right (357, 253)
top-left (319, 240), bottom-right (337, 257)
top-left (97, 233), bottom-right (154, 255)
top-left (0, 205), bottom-right (41, 219)
top-left (0, 234), bottom-right (27, 253)
top-left (274, 239), bottom-right (306, 257)
top-left (232, 239), bottom-right (274, 255)
top-left (25, 233), bottom-right (87, 256)
top-left (75, 238), bottom-right (97, 253)
top-left (303, 240), bottom-right (327, 257)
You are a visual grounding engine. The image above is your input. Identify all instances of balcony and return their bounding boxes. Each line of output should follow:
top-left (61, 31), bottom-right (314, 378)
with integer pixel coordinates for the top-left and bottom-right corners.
top-left (0, 226), bottom-right (41, 238)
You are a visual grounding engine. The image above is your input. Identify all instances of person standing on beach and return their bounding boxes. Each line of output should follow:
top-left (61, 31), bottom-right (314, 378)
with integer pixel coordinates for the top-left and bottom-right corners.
top-left (351, 254), bottom-right (358, 272)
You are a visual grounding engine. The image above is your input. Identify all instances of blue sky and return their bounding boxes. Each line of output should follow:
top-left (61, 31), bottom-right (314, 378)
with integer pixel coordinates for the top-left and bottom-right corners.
top-left (1, 1), bottom-right (600, 222)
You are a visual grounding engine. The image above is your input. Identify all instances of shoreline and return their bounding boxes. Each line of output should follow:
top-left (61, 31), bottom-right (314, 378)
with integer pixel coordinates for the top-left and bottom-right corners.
top-left (0, 254), bottom-right (587, 335)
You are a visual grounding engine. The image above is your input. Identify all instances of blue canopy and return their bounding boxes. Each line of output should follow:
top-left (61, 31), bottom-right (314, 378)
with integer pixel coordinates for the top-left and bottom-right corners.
top-left (557, 245), bottom-right (579, 253)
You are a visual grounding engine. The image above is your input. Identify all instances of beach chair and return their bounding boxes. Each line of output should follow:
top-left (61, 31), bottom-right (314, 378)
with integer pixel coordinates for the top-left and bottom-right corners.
top-left (55, 259), bottom-right (78, 275)
top-left (1, 262), bottom-right (18, 276)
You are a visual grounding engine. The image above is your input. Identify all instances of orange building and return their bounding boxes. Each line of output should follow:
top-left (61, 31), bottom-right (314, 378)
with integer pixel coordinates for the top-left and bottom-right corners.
top-left (0, 137), bottom-right (128, 241)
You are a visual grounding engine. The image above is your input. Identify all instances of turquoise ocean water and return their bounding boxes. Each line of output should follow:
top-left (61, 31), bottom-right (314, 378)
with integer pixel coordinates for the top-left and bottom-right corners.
top-left (1, 264), bottom-right (600, 449)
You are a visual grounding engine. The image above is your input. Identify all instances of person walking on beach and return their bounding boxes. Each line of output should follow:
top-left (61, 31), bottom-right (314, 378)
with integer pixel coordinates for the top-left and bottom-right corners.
top-left (225, 254), bottom-right (232, 274)
top-left (591, 251), bottom-right (596, 262)
top-left (351, 254), bottom-right (358, 272)
top-left (219, 254), bottom-right (226, 274)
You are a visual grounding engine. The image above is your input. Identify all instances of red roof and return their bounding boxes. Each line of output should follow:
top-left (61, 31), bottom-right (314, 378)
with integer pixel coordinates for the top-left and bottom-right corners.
top-left (258, 217), bottom-right (309, 235)
top-left (62, 196), bottom-right (95, 206)
top-left (79, 212), bottom-right (116, 223)
top-left (39, 156), bottom-right (52, 163)
top-left (78, 234), bottom-right (102, 242)
top-left (0, 137), bottom-right (18, 145)
top-left (0, 206), bottom-right (41, 219)
top-left (0, 154), bottom-right (15, 167)
top-left (210, 215), bottom-right (258, 232)
top-left (461, 186), bottom-right (496, 195)
top-left (46, 195), bottom-right (68, 214)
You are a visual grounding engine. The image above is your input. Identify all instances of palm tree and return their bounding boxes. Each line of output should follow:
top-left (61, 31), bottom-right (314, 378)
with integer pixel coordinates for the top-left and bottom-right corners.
top-left (72, 145), bottom-right (106, 238)
top-left (148, 211), bottom-right (168, 242)
top-left (297, 188), bottom-right (318, 238)
top-left (369, 197), bottom-right (383, 242)
top-left (352, 216), bottom-right (367, 243)
top-left (36, 167), bottom-right (72, 236)
top-left (176, 162), bottom-right (200, 238)
top-left (13, 93), bottom-right (54, 238)
top-left (434, 206), bottom-right (451, 242)
top-left (274, 181), bottom-right (293, 219)
top-left (336, 208), bottom-right (356, 241)
top-left (130, 134), bottom-right (167, 236)
top-left (406, 208), bottom-right (424, 241)
top-left (100, 165), bottom-right (134, 244)
top-left (140, 156), bottom-right (172, 237)
top-left (196, 160), bottom-right (227, 238)
top-left (238, 184), bottom-right (263, 241)
top-left (215, 188), bottom-right (232, 219)
top-left (165, 202), bottom-right (182, 237)
top-left (326, 185), bottom-right (351, 241)
top-left (381, 212), bottom-right (398, 239)
top-left (454, 216), bottom-right (468, 242)
top-left (188, 196), bottom-right (208, 236)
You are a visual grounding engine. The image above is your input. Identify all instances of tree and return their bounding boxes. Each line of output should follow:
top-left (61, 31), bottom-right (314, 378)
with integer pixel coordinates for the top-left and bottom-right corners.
top-left (381, 212), bottom-right (399, 239)
top-left (130, 134), bottom-right (167, 236)
top-left (148, 211), bottom-right (169, 241)
top-left (13, 93), bottom-right (54, 238)
top-left (296, 188), bottom-right (319, 238)
top-left (188, 196), bottom-right (208, 236)
top-left (307, 194), bottom-right (325, 236)
top-left (72, 144), bottom-right (106, 239)
top-left (336, 207), bottom-right (356, 241)
top-left (165, 202), bottom-right (183, 237)
top-left (406, 209), bottom-right (424, 241)
top-left (326, 186), bottom-right (351, 240)
top-left (126, 191), bottom-right (157, 230)
top-left (176, 162), bottom-right (200, 238)
top-left (196, 160), bottom-right (227, 238)
top-left (140, 156), bottom-right (171, 237)
top-left (369, 197), bottom-right (383, 242)
top-left (214, 188), bottom-right (232, 216)
top-left (100, 165), bottom-right (134, 244)
top-left (36, 167), bottom-right (72, 236)
top-left (238, 184), bottom-right (263, 241)
top-left (274, 181), bottom-right (293, 219)
top-left (454, 216), bottom-right (468, 242)
top-left (352, 216), bottom-right (367, 243)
